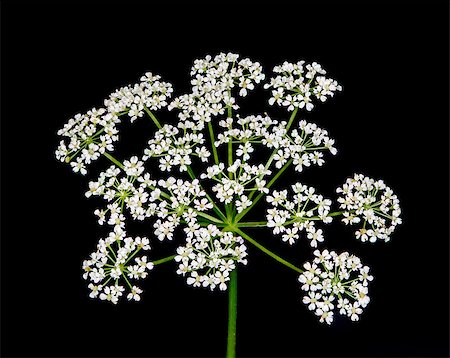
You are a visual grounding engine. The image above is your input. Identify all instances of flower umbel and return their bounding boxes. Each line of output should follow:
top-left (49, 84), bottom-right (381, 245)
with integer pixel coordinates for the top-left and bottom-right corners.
top-left (299, 250), bottom-right (373, 324)
top-left (337, 173), bottom-right (402, 243)
top-left (56, 52), bottom-right (401, 357)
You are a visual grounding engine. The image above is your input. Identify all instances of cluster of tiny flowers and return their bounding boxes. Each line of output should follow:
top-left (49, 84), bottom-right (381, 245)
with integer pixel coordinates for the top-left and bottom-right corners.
top-left (152, 177), bottom-right (207, 241)
top-left (142, 124), bottom-right (210, 172)
top-left (336, 174), bottom-right (402, 242)
top-left (299, 249), bottom-right (373, 324)
top-left (56, 72), bottom-right (173, 175)
top-left (264, 61), bottom-right (342, 112)
top-left (176, 222), bottom-right (248, 291)
top-left (82, 227), bottom-right (153, 303)
top-left (215, 115), bottom-right (337, 174)
top-left (202, 160), bottom-right (271, 212)
top-left (86, 164), bottom-right (209, 241)
top-left (215, 114), bottom-right (278, 149)
top-left (85, 163), bottom-right (150, 227)
top-left (266, 183), bottom-right (332, 247)
top-left (168, 52), bottom-right (265, 129)
top-left (55, 108), bottom-right (120, 175)
top-left (273, 120), bottom-right (337, 172)
top-left (105, 72), bottom-right (173, 122)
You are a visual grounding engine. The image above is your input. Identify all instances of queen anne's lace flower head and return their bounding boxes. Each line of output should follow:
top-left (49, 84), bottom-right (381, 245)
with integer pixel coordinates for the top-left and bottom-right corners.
top-left (266, 183), bottom-right (332, 247)
top-left (82, 227), bottom-right (153, 304)
top-left (142, 124), bottom-right (210, 172)
top-left (336, 174), bottom-right (402, 243)
top-left (56, 51), bottom-right (401, 333)
top-left (201, 159), bottom-right (271, 207)
top-left (55, 108), bottom-right (120, 175)
top-left (169, 52), bottom-right (265, 129)
top-left (299, 249), bottom-right (373, 324)
top-left (105, 72), bottom-right (173, 122)
top-left (176, 223), bottom-right (248, 291)
top-left (264, 61), bottom-right (342, 112)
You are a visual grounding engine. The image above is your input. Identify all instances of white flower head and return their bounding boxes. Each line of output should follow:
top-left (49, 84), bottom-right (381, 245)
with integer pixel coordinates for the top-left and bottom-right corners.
top-left (176, 224), bottom-right (248, 291)
top-left (299, 250), bottom-right (372, 324)
top-left (336, 174), bottom-right (402, 243)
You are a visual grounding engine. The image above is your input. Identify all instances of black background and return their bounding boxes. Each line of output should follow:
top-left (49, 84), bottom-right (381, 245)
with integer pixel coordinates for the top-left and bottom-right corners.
top-left (1, 1), bottom-right (449, 357)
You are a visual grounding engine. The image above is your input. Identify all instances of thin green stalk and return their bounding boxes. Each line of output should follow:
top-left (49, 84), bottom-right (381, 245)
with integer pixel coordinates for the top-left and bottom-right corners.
top-left (208, 122), bottom-right (220, 165)
top-left (235, 159), bottom-right (293, 222)
top-left (234, 228), bottom-right (303, 274)
top-left (236, 221), bottom-right (268, 227)
top-left (328, 211), bottom-right (344, 217)
top-left (285, 107), bottom-right (299, 131)
top-left (144, 107), bottom-right (162, 129)
top-left (152, 254), bottom-right (176, 266)
top-left (226, 268), bottom-right (238, 358)
top-left (228, 141), bottom-right (233, 177)
top-left (196, 211), bottom-right (223, 224)
top-left (104, 152), bottom-right (124, 169)
top-left (266, 159), bottom-right (293, 188)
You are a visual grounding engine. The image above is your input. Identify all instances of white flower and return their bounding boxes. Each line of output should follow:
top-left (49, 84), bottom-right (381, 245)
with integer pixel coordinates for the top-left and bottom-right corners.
top-left (236, 195), bottom-right (252, 213)
top-left (127, 286), bottom-right (143, 301)
top-left (123, 156), bottom-right (144, 177)
top-left (307, 227), bottom-right (324, 248)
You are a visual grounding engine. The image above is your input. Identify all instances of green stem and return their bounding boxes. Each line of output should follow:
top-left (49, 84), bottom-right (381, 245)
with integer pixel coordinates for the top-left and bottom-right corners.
top-left (285, 107), bottom-right (299, 131)
top-left (226, 268), bottom-right (238, 358)
top-left (196, 211), bottom-right (223, 224)
top-left (234, 228), bottom-right (303, 274)
top-left (266, 158), bottom-right (293, 188)
top-left (236, 221), bottom-right (268, 227)
top-left (235, 159), bottom-right (293, 222)
top-left (328, 211), bottom-right (344, 217)
top-left (208, 122), bottom-right (220, 165)
top-left (228, 140), bottom-right (233, 177)
top-left (152, 254), bottom-right (176, 266)
top-left (144, 107), bottom-right (162, 129)
top-left (103, 152), bottom-right (124, 169)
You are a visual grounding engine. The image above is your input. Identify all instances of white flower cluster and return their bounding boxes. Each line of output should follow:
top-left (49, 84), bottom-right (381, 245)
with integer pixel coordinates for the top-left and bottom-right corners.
top-left (215, 114), bottom-right (278, 149)
top-left (105, 72), bottom-right (173, 122)
top-left (299, 250), bottom-right (373, 324)
top-left (176, 223), bottom-right (248, 291)
top-left (272, 120), bottom-right (337, 172)
top-left (215, 115), bottom-right (337, 174)
top-left (55, 107), bottom-right (120, 175)
top-left (266, 183), bottom-right (332, 247)
top-left (82, 227), bottom-right (153, 303)
top-left (201, 160), bottom-right (271, 212)
top-left (169, 52), bottom-right (265, 128)
top-left (336, 174), bottom-right (402, 243)
top-left (264, 61), bottom-right (342, 112)
top-left (56, 72), bottom-right (173, 174)
top-left (142, 124), bottom-right (210, 172)
top-left (86, 163), bottom-right (209, 241)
